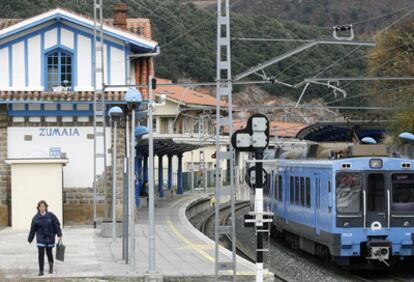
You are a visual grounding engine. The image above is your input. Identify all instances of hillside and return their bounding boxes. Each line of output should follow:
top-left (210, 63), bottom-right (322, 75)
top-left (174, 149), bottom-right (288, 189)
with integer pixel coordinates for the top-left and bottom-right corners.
top-left (188, 0), bottom-right (413, 31)
top-left (0, 0), bottom-right (395, 106)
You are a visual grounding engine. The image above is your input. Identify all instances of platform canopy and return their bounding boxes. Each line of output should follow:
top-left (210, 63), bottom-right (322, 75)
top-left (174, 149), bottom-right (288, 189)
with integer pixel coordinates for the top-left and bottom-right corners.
top-left (136, 137), bottom-right (201, 156)
top-left (295, 121), bottom-right (386, 142)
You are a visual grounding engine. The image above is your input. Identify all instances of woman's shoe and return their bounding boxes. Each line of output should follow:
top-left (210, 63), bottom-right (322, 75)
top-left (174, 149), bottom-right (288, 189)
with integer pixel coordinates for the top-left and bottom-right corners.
top-left (38, 271), bottom-right (44, 276)
top-left (49, 262), bottom-right (53, 274)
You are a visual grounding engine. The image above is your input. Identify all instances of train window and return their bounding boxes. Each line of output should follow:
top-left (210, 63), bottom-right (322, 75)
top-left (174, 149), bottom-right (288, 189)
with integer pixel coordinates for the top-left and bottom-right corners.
top-left (306, 177), bottom-right (311, 208)
top-left (391, 174), bottom-right (414, 213)
top-left (300, 177), bottom-right (305, 206)
top-left (274, 175), bottom-right (278, 200)
top-left (328, 180), bottom-right (332, 213)
top-left (295, 176), bottom-right (300, 205)
top-left (367, 173), bottom-right (385, 212)
top-left (336, 172), bottom-right (363, 214)
top-left (290, 176), bottom-right (294, 204)
top-left (278, 175), bottom-right (283, 202)
top-left (316, 178), bottom-right (320, 209)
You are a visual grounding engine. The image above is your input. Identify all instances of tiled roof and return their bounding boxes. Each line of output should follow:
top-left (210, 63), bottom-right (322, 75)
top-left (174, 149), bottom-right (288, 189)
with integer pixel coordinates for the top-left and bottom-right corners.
top-left (0, 19), bottom-right (21, 30)
top-left (0, 91), bottom-right (126, 102)
top-left (105, 18), bottom-right (152, 40)
top-left (233, 119), bottom-right (306, 138)
top-left (154, 78), bottom-right (226, 107)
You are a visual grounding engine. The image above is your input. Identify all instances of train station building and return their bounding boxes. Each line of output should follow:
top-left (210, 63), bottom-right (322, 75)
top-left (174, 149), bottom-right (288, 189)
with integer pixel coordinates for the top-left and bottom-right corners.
top-left (0, 4), bottom-right (161, 227)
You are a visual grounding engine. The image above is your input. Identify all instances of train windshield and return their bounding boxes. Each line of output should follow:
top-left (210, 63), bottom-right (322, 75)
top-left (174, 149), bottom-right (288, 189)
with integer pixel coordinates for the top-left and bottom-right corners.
top-left (391, 173), bottom-right (414, 213)
top-left (336, 172), bottom-right (363, 214)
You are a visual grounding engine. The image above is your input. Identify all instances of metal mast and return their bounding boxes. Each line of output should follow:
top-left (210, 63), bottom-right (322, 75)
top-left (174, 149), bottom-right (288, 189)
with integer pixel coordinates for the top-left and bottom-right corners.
top-left (93, 0), bottom-right (108, 227)
top-left (215, 0), bottom-right (236, 280)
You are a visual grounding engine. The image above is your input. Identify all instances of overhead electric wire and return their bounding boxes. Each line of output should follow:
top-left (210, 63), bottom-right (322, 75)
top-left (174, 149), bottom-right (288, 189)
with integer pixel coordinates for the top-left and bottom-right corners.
top-left (331, 3), bottom-right (414, 28)
top-left (129, 0), bottom-right (414, 117)
top-left (374, 7), bottom-right (414, 36)
top-left (324, 82), bottom-right (414, 106)
top-left (159, 0), bottom-right (243, 49)
top-left (312, 46), bottom-right (363, 78)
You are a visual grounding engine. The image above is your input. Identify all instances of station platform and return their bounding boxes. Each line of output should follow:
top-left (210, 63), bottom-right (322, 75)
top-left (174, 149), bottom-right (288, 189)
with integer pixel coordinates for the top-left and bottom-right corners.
top-left (0, 193), bottom-right (268, 281)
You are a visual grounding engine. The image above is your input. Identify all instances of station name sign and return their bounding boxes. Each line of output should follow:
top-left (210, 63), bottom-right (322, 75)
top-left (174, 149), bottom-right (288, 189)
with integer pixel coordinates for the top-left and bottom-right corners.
top-left (39, 128), bottom-right (81, 137)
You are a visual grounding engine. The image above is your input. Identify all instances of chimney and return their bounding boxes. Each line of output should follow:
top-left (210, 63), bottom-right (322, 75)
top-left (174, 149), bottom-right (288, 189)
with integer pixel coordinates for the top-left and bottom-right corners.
top-left (113, 3), bottom-right (128, 30)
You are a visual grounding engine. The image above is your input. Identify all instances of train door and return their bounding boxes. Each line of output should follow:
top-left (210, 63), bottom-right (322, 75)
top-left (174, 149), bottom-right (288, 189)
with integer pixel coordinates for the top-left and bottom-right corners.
top-left (314, 175), bottom-right (321, 236)
top-left (283, 174), bottom-right (288, 223)
top-left (365, 172), bottom-right (387, 229)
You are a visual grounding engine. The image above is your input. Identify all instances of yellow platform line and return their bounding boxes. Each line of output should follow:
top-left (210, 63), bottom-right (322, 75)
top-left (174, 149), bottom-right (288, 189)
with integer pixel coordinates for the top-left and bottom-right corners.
top-left (167, 219), bottom-right (215, 262)
top-left (166, 219), bottom-right (259, 277)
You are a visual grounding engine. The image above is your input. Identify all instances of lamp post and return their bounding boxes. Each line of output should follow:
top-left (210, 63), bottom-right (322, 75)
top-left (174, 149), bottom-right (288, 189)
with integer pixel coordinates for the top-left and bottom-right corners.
top-left (109, 106), bottom-right (123, 242)
top-left (147, 75), bottom-right (165, 274)
top-left (124, 88), bottom-right (142, 272)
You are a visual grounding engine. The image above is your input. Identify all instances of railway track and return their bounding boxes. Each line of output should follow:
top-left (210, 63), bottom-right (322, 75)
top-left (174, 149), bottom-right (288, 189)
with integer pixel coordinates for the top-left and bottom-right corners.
top-left (200, 201), bottom-right (290, 282)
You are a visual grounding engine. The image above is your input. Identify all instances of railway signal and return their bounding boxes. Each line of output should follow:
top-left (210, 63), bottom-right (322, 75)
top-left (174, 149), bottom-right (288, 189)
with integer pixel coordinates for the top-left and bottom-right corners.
top-left (232, 113), bottom-right (272, 282)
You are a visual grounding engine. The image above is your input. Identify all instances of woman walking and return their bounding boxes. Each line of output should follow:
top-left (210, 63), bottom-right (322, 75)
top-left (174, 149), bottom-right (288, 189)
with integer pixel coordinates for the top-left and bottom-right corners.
top-left (28, 200), bottom-right (62, 276)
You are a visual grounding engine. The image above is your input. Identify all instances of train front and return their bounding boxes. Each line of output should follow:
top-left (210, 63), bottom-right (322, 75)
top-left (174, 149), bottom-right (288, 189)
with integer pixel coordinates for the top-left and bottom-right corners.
top-left (333, 157), bottom-right (414, 267)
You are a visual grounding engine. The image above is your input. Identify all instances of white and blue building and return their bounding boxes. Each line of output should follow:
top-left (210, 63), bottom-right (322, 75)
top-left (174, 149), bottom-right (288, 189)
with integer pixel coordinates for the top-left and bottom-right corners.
top-left (0, 6), bottom-right (159, 225)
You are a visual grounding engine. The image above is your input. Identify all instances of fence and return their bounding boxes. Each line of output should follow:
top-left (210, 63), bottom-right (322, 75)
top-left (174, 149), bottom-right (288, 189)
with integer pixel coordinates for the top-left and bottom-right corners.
top-left (388, 144), bottom-right (414, 159)
top-left (152, 169), bottom-right (232, 192)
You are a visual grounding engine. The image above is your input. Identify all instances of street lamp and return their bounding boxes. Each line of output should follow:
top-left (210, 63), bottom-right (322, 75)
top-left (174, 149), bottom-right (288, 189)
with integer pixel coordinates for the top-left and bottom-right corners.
top-left (361, 137), bottom-right (377, 144)
top-left (124, 88), bottom-right (142, 272)
top-left (109, 106), bottom-right (123, 242)
top-left (135, 126), bottom-right (149, 137)
top-left (147, 76), bottom-right (166, 275)
top-left (399, 132), bottom-right (414, 141)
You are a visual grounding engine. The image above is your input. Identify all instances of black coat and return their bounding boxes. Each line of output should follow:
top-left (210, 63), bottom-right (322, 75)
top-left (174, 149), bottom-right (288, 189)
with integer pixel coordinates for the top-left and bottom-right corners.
top-left (28, 212), bottom-right (62, 245)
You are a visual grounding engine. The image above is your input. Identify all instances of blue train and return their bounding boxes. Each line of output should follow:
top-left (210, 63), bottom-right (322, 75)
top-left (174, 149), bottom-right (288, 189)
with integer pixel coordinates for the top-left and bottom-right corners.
top-left (259, 143), bottom-right (414, 267)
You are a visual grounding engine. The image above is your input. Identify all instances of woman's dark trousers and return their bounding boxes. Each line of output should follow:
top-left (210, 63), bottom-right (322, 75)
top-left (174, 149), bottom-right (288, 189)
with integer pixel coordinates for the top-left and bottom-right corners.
top-left (38, 247), bottom-right (54, 273)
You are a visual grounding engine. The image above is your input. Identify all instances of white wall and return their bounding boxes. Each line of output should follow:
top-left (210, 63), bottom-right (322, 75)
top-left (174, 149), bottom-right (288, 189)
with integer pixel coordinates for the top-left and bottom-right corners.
top-left (44, 28), bottom-right (57, 50)
top-left (0, 47), bottom-right (9, 88)
top-left (28, 35), bottom-right (41, 89)
top-left (77, 34), bottom-right (92, 90)
top-left (7, 127), bottom-right (111, 188)
top-left (11, 41), bottom-right (25, 87)
top-left (110, 46), bottom-right (126, 86)
top-left (61, 28), bottom-right (74, 49)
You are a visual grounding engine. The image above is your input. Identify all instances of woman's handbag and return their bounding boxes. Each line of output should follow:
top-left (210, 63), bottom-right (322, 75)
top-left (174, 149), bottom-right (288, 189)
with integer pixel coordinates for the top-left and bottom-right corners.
top-left (56, 240), bottom-right (65, 262)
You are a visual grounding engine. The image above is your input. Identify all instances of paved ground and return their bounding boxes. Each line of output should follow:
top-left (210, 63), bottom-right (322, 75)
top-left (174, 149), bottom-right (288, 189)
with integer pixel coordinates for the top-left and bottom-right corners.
top-left (0, 193), bottom-right (263, 281)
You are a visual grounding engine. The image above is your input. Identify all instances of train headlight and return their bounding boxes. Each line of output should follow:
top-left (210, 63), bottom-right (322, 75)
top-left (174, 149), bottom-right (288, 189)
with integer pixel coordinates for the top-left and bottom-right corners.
top-left (403, 221), bottom-right (410, 227)
top-left (343, 221), bottom-right (350, 227)
top-left (369, 159), bottom-right (383, 169)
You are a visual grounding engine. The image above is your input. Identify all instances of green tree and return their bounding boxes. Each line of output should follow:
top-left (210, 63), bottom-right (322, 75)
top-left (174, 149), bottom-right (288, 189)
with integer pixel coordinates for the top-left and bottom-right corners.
top-left (367, 21), bottom-right (414, 136)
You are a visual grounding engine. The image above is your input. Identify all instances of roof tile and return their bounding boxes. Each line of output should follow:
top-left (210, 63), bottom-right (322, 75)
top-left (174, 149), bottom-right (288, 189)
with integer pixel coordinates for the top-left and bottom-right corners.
top-left (154, 78), bottom-right (226, 107)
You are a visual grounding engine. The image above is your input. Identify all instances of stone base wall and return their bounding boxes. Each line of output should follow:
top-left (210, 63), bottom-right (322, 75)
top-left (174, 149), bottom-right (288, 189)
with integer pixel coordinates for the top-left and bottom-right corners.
top-left (0, 105), bottom-right (10, 226)
top-left (63, 186), bottom-right (125, 225)
top-left (63, 124), bottom-right (127, 225)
